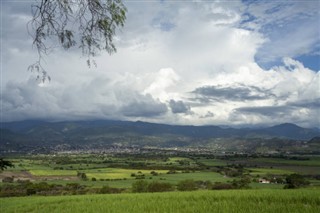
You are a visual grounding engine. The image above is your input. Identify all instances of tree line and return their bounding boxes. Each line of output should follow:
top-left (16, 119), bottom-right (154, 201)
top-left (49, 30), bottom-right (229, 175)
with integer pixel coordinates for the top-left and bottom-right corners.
top-left (1, 173), bottom-right (309, 197)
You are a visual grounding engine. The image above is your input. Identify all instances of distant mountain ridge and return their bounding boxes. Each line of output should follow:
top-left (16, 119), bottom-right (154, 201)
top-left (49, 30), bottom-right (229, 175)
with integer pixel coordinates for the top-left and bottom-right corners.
top-left (1, 120), bottom-right (319, 141)
top-left (1, 120), bottom-right (319, 154)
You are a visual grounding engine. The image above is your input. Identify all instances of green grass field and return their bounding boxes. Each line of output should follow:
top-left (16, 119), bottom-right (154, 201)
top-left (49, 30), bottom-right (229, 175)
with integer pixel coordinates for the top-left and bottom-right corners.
top-left (196, 157), bottom-right (227, 166)
top-left (85, 168), bottom-right (169, 179)
top-left (41, 170), bottom-right (229, 188)
top-left (3, 154), bottom-right (319, 190)
top-left (251, 157), bottom-right (320, 167)
top-left (29, 170), bottom-right (77, 176)
top-left (249, 168), bottom-right (294, 176)
top-left (1, 189), bottom-right (319, 213)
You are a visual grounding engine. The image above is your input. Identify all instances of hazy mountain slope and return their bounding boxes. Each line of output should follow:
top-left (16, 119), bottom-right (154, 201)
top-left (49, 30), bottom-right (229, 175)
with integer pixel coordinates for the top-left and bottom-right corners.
top-left (1, 120), bottom-right (319, 153)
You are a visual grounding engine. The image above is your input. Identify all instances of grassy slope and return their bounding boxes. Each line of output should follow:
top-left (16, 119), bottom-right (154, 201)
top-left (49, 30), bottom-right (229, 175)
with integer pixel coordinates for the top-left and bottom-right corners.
top-left (1, 189), bottom-right (319, 213)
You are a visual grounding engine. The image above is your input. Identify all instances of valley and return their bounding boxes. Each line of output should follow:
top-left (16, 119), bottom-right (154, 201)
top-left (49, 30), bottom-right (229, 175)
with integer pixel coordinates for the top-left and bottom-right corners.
top-left (1, 120), bottom-right (319, 212)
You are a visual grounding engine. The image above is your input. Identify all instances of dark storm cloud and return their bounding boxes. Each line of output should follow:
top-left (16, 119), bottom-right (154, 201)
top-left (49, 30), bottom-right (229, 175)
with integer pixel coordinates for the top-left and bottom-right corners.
top-left (230, 102), bottom-right (319, 127)
top-left (120, 98), bottom-right (168, 117)
top-left (234, 105), bottom-right (295, 117)
top-left (236, 99), bottom-right (320, 117)
top-left (169, 99), bottom-right (190, 114)
top-left (1, 78), bottom-right (168, 121)
top-left (192, 85), bottom-right (274, 102)
top-left (291, 99), bottom-right (320, 109)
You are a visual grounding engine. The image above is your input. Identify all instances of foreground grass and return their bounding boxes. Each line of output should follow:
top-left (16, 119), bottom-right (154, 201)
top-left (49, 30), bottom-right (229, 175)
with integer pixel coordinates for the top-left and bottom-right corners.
top-left (1, 189), bottom-right (319, 213)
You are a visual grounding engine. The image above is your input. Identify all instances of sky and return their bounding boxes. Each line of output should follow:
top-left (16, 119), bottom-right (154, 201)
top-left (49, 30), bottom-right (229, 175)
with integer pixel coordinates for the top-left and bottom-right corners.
top-left (1, 0), bottom-right (319, 128)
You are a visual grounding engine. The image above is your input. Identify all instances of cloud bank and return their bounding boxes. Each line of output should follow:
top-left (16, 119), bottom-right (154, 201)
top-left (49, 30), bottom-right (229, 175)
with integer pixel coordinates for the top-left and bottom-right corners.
top-left (1, 0), bottom-right (319, 128)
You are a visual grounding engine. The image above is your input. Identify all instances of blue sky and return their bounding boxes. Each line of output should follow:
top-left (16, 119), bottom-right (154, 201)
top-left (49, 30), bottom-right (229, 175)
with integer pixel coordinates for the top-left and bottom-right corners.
top-left (242, 0), bottom-right (320, 71)
top-left (1, 0), bottom-right (319, 127)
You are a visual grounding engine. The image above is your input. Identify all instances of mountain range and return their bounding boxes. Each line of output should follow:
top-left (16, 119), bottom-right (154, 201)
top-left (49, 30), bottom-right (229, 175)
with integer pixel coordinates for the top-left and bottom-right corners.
top-left (1, 120), bottom-right (319, 153)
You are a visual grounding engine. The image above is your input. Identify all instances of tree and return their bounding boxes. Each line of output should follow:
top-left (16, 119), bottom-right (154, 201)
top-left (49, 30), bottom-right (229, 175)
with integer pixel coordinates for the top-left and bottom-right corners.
top-left (0, 158), bottom-right (14, 171)
top-left (28, 0), bottom-right (127, 81)
top-left (232, 176), bottom-right (251, 189)
top-left (77, 172), bottom-right (88, 181)
top-left (284, 174), bottom-right (310, 189)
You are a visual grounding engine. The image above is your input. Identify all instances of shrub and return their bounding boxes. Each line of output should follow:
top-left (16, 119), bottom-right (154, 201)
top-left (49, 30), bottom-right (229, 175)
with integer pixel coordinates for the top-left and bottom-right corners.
top-left (135, 174), bottom-right (145, 179)
top-left (99, 185), bottom-right (122, 194)
top-left (195, 180), bottom-right (212, 189)
top-left (150, 171), bottom-right (158, 176)
top-left (132, 180), bottom-right (148, 193)
top-left (26, 188), bottom-right (36, 196)
top-left (232, 176), bottom-right (251, 189)
top-left (147, 182), bottom-right (173, 192)
top-left (177, 179), bottom-right (197, 191)
top-left (2, 177), bottom-right (14, 183)
top-left (66, 183), bottom-right (82, 190)
top-left (211, 182), bottom-right (234, 190)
